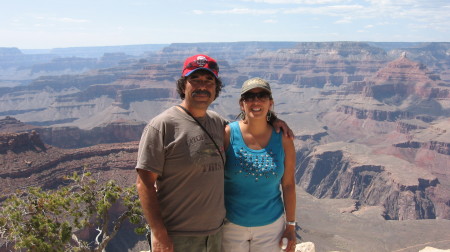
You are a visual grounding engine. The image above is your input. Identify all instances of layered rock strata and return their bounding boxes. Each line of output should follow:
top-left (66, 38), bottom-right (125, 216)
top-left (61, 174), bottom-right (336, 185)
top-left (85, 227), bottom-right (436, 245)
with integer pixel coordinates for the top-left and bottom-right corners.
top-left (36, 120), bottom-right (146, 148)
top-left (362, 55), bottom-right (449, 101)
top-left (239, 42), bottom-right (388, 88)
top-left (0, 132), bottom-right (138, 197)
top-left (296, 142), bottom-right (444, 220)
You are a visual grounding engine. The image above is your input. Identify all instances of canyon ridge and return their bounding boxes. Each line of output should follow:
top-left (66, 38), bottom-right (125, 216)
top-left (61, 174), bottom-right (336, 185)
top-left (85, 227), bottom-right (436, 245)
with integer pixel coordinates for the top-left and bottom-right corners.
top-left (1, 42), bottom-right (449, 251)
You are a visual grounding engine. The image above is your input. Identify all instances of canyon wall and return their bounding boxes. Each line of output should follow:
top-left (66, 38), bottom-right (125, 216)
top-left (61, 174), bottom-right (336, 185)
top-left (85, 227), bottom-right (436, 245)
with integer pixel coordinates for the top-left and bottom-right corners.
top-left (1, 41), bottom-right (449, 223)
top-left (296, 143), bottom-right (445, 220)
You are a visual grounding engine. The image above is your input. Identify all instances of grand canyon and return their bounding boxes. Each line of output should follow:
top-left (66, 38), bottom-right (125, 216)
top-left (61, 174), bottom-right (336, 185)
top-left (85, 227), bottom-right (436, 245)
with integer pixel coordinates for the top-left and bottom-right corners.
top-left (1, 41), bottom-right (449, 251)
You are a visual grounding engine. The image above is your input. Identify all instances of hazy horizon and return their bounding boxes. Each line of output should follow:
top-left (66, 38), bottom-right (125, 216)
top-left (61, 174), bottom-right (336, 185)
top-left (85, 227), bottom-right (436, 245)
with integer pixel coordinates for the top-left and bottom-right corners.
top-left (10, 41), bottom-right (444, 53)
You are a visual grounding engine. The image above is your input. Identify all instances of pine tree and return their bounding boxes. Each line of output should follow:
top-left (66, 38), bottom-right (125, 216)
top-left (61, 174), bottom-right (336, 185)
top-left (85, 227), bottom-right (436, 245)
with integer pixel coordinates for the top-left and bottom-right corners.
top-left (0, 170), bottom-right (146, 251)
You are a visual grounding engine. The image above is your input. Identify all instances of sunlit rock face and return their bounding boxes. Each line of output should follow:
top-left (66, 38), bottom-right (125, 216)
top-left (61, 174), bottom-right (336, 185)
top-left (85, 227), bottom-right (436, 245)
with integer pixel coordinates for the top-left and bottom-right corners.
top-left (296, 142), bottom-right (445, 220)
top-left (301, 53), bottom-right (450, 221)
top-left (362, 54), bottom-right (449, 101)
top-left (238, 42), bottom-right (389, 88)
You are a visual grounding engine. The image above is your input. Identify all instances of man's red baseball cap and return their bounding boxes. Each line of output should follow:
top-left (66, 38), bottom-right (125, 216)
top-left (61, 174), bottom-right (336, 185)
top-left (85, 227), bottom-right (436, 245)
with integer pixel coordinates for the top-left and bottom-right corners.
top-left (182, 54), bottom-right (219, 78)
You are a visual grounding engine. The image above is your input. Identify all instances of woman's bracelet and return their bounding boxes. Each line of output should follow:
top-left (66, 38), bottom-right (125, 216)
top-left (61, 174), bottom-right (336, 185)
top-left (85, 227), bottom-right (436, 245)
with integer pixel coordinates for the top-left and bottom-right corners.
top-left (286, 221), bottom-right (296, 226)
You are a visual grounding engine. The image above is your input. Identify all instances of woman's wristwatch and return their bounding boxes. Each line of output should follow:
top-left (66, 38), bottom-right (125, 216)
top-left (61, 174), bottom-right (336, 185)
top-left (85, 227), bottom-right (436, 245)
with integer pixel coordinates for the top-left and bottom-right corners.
top-left (286, 221), bottom-right (296, 226)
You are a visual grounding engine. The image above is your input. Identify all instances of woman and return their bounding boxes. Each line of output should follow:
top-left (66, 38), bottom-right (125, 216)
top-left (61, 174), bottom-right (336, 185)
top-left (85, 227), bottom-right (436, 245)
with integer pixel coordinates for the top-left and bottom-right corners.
top-left (222, 77), bottom-right (296, 252)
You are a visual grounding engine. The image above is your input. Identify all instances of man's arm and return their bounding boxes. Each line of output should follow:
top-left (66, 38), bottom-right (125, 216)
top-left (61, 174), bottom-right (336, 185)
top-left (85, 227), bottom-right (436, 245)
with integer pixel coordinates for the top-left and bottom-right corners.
top-left (136, 169), bottom-right (173, 252)
top-left (224, 124), bottom-right (231, 150)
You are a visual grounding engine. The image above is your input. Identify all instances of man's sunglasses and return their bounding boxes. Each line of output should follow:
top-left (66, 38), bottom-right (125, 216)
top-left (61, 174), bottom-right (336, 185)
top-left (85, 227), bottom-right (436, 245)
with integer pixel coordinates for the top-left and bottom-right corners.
top-left (241, 91), bottom-right (272, 102)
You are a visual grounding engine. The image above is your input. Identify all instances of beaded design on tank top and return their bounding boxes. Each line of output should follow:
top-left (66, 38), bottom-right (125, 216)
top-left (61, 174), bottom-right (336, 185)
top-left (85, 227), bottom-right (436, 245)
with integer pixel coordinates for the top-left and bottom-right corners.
top-left (232, 143), bottom-right (280, 182)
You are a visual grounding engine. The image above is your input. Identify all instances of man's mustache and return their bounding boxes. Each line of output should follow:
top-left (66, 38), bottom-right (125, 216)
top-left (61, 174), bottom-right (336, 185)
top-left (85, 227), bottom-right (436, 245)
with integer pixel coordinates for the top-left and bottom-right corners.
top-left (192, 90), bottom-right (211, 97)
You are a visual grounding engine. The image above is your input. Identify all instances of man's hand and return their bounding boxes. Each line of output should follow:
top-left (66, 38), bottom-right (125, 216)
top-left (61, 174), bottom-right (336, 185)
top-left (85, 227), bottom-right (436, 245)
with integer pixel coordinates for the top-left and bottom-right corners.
top-left (136, 170), bottom-right (173, 252)
top-left (151, 230), bottom-right (174, 252)
top-left (272, 118), bottom-right (295, 139)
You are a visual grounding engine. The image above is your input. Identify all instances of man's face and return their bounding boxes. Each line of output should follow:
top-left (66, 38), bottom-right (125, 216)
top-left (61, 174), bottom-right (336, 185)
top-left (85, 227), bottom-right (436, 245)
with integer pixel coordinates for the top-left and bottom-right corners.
top-left (184, 71), bottom-right (217, 109)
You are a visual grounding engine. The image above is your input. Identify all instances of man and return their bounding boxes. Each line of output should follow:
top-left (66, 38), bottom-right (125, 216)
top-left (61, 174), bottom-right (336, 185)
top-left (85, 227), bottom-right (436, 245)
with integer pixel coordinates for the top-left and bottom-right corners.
top-left (136, 54), bottom-right (291, 252)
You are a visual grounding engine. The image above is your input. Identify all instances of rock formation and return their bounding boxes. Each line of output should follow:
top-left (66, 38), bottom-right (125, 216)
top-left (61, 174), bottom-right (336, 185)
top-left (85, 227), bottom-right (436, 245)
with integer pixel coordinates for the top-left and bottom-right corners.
top-left (37, 120), bottom-right (146, 148)
top-left (308, 54), bottom-right (450, 220)
top-left (296, 142), bottom-right (443, 220)
top-left (362, 54), bottom-right (447, 101)
top-left (0, 131), bottom-right (138, 197)
top-left (0, 116), bottom-right (146, 148)
top-left (0, 116), bottom-right (37, 133)
top-left (1, 42), bottom-right (449, 129)
top-left (1, 42), bottom-right (450, 251)
top-left (238, 42), bottom-right (388, 88)
top-left (0, 131), bottom-right (46, 154)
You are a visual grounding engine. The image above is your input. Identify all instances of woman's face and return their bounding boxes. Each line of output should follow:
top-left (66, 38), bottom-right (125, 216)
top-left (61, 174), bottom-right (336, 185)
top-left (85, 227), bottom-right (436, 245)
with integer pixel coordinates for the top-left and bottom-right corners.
top-left (240, 87), bottom-right (273, 121)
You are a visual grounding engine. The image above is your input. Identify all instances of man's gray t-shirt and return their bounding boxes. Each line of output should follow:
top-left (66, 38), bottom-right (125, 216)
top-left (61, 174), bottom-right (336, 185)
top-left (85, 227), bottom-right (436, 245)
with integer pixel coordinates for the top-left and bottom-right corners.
top-left (136, 106), bottom-right (226, 236)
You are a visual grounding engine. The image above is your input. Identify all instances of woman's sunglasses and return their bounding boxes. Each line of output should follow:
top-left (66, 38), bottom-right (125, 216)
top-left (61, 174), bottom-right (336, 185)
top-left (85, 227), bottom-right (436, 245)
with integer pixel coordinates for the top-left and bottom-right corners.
top-left (241, 91), bottom-right (272, 102)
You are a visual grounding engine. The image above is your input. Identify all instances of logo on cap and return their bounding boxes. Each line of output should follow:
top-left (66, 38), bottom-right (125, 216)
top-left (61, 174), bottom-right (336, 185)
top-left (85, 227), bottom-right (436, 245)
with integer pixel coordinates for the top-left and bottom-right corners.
top-left (195, 56), bottom-right (208, 67)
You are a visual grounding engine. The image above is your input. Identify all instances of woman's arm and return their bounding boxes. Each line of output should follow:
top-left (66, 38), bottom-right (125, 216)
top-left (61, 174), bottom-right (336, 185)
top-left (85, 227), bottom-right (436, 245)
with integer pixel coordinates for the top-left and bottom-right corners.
top-left (280, 135), bottom-right (297, 251)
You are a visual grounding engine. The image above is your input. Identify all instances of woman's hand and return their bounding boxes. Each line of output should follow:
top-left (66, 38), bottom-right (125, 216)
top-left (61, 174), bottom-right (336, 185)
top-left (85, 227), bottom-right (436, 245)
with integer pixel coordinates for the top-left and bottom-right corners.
top-left (279, 225), bottom-right (296, 251)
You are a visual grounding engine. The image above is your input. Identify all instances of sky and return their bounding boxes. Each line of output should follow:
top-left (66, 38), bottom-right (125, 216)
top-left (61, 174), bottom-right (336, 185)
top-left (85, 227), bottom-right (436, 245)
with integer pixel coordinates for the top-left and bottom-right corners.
top-left (1, 0), bottom-right (449, 49)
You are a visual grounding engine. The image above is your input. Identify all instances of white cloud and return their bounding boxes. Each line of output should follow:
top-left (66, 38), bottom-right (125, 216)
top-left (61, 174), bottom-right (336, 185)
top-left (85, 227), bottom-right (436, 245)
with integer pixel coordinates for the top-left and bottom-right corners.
top-left (34, 16), bottom-right (89, 23)
top-left (263, 19), bottom-right (278, 23)
top-left (364, 0), bottom-right (450, 18)
top-left (211, 8), bottom-right (278, 15)
top-left (231, 0), bottom-right (450, 23)
top-left (192, 10), bottom-right (204, 14)
top-left (197, 0), bottom-right (449, 31)
top-left (365, 0), bottom-right (419, 7)
top-left (242, 0), bottom-right (350, 4)
top-left (334, 17), bottom-right (352, 24)
top-left (128, 1), bottom-right (151, 7)
top-left (57, 17), bottom-right (89, 23)
top-left (33, 23), bottom-right (48, 28)
top-left (284, 4), bottom-right (364, 15)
